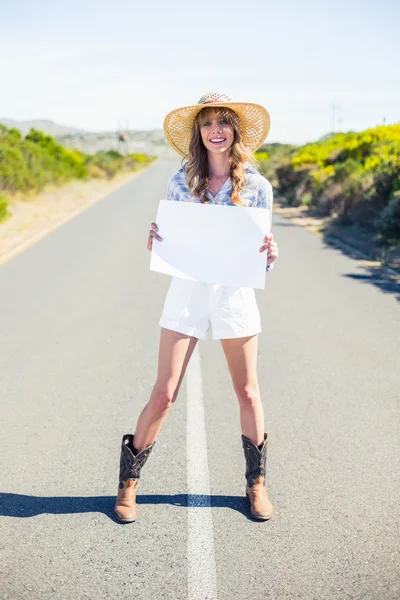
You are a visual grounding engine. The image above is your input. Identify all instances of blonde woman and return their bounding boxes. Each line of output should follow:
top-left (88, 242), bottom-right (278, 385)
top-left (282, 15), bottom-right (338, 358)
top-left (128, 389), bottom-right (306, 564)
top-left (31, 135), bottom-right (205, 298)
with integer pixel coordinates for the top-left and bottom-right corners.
top-left (114, 92), bottom-right (279, 523)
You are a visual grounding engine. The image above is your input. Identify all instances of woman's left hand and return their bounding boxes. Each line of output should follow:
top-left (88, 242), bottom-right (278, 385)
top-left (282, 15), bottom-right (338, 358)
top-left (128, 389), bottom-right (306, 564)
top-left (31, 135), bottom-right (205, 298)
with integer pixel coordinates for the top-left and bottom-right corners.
top-left (259, 233), bottom-right (279, 266)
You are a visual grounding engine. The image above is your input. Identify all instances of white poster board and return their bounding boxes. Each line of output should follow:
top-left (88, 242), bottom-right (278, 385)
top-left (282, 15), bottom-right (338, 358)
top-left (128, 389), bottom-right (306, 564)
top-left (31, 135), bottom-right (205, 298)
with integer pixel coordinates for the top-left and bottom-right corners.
top-left (149, 200), bottom-right (271, 289)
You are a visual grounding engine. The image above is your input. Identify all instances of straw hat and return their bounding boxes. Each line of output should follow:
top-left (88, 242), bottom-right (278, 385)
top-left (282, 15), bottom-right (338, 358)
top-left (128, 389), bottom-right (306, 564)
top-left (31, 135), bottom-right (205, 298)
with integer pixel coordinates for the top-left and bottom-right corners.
top-left (163, 92), bottom-right (271, 157)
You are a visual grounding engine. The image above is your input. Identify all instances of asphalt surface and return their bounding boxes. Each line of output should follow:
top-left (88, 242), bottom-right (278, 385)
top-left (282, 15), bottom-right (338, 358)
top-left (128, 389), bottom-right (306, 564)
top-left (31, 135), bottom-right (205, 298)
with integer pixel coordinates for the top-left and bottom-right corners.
top-left (0, 159), bottom-right (399, 600)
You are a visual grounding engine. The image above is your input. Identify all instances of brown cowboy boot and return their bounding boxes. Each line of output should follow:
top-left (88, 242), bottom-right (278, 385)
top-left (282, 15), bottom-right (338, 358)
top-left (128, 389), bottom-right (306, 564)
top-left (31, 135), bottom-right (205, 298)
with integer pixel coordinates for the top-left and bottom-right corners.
top-left (113, 433), bottom-right (155, 523)
top-left (242, 432), bottom-right (273, 520)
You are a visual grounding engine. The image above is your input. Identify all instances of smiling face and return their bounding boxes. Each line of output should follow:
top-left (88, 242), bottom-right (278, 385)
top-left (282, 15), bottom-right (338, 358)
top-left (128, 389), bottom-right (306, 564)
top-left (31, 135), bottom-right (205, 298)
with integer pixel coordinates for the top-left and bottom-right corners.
top-left (197, 107), bottom-right (236, 154)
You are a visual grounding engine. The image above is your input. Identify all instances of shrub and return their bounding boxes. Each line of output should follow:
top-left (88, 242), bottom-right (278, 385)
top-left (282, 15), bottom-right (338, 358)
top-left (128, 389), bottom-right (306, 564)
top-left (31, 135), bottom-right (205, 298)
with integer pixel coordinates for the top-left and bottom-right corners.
top-left (254, 151), bottom-right (269, 161)
top-left (333, 158), bottom-right (361, 182)
top-left (264, 123), bottom-right (400, 244)
top-left (301, 192), bottom-right (313, 207)
top-left (375, 191), bottom-right (400, 246)
top-left (0, 194), bottom-right (10, 222)
top-left (275, 163), bottom-right (310, 205)
top-left (0, 124), bottom-right (155, 197)
top-left (255, 143), bottom-right (298, 186)
top-left (0, 145), bottom-right (29, 192)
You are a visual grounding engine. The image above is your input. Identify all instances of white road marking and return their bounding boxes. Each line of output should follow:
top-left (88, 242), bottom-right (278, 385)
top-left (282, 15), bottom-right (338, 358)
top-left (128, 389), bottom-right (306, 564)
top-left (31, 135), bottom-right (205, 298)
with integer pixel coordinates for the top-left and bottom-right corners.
top-left (186, 345), bottom-right (218, 600)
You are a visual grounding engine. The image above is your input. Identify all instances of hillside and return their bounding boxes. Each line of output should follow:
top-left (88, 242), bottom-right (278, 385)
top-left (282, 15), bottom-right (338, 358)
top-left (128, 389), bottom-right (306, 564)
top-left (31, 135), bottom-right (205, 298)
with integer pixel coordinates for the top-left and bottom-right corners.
top-left (255, 124), bottom-right (400, 269)
top-left (0, 118), bottom-right (84, 137)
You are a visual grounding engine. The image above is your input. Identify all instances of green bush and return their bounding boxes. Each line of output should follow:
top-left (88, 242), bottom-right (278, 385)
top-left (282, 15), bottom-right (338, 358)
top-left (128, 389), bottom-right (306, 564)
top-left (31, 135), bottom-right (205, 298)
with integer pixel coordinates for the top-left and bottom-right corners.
top-left (333, 158), bottom-right (361, 182)
top-left (254, 143), bottom-right (298, 186)
top-left (301, 192), bottom-right (313, 207)
top-left (0, 145), bottom-right (30, 192)
top-left (129, 153), bottom-right (149, 164)
top-left (375, 191), bottom-right (400, 246)
top-left (258, 123), bottom-right (400, 245)
top-left (0, 124), bottom-right (156, 198)
top-left (0, 194), bottom-right (10, 222)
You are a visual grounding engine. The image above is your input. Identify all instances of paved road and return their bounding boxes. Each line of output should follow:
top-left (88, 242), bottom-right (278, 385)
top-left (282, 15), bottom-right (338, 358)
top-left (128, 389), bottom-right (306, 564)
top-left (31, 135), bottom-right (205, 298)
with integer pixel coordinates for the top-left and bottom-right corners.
top-left (0, 159), bottom-right (399, 600)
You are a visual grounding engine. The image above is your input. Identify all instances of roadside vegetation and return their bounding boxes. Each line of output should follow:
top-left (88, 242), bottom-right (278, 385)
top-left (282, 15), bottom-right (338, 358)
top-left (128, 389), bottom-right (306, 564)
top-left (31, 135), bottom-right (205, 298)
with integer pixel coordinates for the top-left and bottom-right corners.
top-left (255, 124), bottom-right (400, 251)
top-left (2, 121), bottom-right (399, 260)
top-left (0, 124), bottom-right (156, 222)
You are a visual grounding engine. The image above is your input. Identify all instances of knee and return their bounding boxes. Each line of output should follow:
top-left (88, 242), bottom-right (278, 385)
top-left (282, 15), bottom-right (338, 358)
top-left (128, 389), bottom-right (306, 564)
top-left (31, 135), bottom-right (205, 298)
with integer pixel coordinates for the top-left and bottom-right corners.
top-left (150, 387), bottom-right (176, 413)
top-left (236, 384), bottom-right (260, 408)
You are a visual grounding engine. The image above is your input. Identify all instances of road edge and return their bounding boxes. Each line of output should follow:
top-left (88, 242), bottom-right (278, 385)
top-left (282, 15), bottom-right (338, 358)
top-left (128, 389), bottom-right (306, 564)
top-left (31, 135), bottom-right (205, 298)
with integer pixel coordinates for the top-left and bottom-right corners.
top-left (273, 203), bottom-right (400, 280)
top-left (0, 161), bottom-right (158, 266)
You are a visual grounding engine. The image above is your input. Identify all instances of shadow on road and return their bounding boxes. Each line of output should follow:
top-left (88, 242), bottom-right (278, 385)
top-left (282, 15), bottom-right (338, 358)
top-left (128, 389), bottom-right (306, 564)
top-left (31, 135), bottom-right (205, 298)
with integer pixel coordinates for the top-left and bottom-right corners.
top-left (342, 268), bottom-right (400, 299)
top-left (0, 492), bottom-right (253, 521)
top-left (274, 212), bottom-right (400, 301)
top-left (322, 237), bottom-right (400, 301)
top-left (272, 221), bottom-right (297, 227)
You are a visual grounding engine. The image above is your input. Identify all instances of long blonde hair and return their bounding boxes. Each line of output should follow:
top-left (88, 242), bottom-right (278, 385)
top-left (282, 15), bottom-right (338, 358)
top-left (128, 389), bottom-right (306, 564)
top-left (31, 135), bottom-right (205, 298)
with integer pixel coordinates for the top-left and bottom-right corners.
top-left (183, 106), bottom-right (257, 205)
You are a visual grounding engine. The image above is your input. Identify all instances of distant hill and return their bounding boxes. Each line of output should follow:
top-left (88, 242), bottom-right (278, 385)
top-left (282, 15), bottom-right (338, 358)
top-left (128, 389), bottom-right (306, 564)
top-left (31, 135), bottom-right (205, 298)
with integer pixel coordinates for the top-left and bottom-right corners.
top-left (0, 117), bottom-right (175, 158)
top-left (0, 118), bottom-right (84, 137)
top-left (57, 129), bottom-right (174, 158)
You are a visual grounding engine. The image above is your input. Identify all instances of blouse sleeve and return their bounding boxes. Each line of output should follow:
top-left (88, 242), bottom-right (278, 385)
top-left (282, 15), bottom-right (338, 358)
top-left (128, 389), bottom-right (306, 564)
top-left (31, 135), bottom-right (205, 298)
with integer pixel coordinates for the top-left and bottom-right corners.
top-left (166, 175), bottom-right (178, 201)
top-left (255, 176), bottom-right (273, 212)
top-left (167, 172), bottom-right (190, 202)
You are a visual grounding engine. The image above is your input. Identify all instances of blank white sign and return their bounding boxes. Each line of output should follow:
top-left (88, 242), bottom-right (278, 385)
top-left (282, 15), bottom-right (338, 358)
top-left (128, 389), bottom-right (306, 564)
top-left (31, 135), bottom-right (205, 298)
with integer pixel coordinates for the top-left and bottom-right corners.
top-left (149, 200), bottom-right (271, 289)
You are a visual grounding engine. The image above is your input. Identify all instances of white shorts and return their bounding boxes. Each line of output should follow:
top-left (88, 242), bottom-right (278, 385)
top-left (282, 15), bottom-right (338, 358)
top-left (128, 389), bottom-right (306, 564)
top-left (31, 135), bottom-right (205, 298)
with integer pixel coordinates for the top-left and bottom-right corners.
top-left (159, 276), bottom-right (261, 341)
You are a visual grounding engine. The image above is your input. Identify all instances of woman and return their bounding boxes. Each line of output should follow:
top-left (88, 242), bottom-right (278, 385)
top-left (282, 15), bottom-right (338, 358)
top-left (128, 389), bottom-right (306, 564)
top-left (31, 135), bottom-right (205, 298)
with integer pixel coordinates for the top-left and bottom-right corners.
top-left (114, 92), bottom-right (279, 523)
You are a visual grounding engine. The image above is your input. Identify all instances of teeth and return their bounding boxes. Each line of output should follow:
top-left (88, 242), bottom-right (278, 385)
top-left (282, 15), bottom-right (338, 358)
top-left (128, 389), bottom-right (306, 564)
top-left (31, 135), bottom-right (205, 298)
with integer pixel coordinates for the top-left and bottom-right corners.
top-left (211, 139), bottom-right (225, 142)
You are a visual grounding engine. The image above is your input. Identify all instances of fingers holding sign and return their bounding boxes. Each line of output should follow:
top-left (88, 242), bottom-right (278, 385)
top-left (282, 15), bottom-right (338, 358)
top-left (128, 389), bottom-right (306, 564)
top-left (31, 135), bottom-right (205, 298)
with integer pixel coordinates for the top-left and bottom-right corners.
top-left (259, 233), bottom-right (279, 267)
top-left (147, 222), bottom-right (163, 251)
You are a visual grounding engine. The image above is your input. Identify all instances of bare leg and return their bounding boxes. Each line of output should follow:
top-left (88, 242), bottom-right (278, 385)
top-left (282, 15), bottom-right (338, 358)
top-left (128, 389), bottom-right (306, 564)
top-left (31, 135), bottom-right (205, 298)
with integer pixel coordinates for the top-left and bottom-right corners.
top-left (133, 328), bottom-right (198, 450)
top-left (220, 334), bottom-right (264, 446)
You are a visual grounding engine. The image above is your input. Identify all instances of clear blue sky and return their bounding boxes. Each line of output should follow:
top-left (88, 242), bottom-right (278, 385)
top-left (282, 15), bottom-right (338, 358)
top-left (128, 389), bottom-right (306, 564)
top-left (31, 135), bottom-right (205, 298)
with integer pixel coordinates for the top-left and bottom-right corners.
top-left (1, 0), bottom-right (399, 144)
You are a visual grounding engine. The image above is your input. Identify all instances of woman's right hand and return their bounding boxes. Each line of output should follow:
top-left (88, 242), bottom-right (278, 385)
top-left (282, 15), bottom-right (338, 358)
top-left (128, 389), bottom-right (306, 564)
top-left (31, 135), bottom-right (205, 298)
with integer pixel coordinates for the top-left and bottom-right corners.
top-left (147, 222), bottom-right (163, 251)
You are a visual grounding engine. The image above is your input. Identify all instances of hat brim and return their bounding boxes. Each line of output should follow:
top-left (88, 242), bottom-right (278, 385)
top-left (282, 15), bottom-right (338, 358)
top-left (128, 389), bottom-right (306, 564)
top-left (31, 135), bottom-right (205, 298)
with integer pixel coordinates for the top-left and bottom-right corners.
top-left (163, 101), bottom-right (271, 157)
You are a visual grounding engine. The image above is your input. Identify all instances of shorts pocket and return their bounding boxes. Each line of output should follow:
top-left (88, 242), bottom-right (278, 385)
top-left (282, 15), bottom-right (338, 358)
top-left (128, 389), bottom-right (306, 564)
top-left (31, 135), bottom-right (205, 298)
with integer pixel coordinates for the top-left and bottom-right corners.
top-left (161, 277), bottom-right (195, 322)
top-left (228, 287), bottom-right (259, 331)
